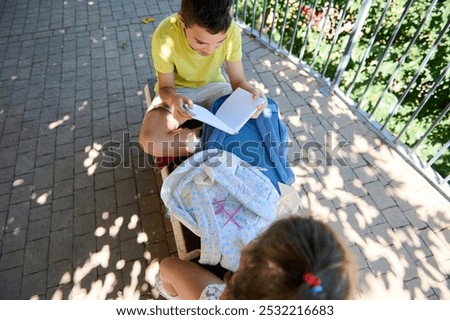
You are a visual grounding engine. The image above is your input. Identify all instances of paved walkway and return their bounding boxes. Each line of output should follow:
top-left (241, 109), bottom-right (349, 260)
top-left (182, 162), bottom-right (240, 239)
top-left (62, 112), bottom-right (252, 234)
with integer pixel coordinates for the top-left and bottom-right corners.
top-left (0, 0), bottom-right (448, 300)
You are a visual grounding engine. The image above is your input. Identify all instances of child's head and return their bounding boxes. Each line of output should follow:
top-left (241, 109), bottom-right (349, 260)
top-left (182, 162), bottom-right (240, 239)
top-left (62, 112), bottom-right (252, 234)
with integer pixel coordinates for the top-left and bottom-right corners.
top-left (224, 215), bottom-right (357, 299)
top-left (180, 0), bottom-right (233, 34)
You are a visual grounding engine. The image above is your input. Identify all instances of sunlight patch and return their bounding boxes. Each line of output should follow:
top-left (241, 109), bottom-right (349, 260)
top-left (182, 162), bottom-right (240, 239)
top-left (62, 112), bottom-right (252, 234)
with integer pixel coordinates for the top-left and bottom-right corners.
top-left (110, 216), bottom-right (124, 237)
top-left (116, 259), bottom-right (126, 270)
top-left (13, 179), bottom-right (24, 187)
top-left (49, 115), bottom-right (70, 129)
top-left (136, 232), bottom-right (148, 243)
top-left (94, 226), bottom-right (107, 237)
top-left (128, 214), bottom-right (139, 230)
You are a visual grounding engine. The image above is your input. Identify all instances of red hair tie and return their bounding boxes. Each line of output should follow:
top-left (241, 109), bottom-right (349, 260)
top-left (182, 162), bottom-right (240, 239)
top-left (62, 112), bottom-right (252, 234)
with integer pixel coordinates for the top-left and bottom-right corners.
top-left (303, 273), bottom-right (324, 293)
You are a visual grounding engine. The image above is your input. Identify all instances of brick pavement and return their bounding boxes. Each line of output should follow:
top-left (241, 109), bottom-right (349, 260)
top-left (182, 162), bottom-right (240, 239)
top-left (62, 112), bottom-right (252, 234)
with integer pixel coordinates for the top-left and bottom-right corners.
top-left (0, 0), bottom-right (449, 300)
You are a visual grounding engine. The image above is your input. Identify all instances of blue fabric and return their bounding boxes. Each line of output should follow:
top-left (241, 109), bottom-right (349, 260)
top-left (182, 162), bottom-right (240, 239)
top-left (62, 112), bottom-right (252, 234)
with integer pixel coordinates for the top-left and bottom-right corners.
top-left (201, 95), bottom-right (294, 193)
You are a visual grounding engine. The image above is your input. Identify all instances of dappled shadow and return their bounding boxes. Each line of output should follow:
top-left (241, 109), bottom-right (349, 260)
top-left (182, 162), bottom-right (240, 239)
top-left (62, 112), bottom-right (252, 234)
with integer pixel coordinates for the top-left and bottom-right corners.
top-left (0, 0), bottom-right (173, 298)
top-left (241, 36), bottom-right (449, 299)
top-left (42, 125), bottom-right (170, 299)
top-left (1, 0), bottom-right (448, 301)
top-left (39, 29), bottom-right (449, 301)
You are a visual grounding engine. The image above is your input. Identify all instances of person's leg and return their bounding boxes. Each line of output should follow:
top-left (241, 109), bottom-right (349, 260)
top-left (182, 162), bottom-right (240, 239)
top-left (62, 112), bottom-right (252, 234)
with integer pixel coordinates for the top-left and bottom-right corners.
top-left (139, 90), bottom-right (201, 157)
top-left (139, 83), bottom-right (232, 157)
top-left (196, 82), bottom-right (232, 108)
top-left (139, 108), bottom-right (199, 157)
top-left (159, 257), bottom-right (224, 300)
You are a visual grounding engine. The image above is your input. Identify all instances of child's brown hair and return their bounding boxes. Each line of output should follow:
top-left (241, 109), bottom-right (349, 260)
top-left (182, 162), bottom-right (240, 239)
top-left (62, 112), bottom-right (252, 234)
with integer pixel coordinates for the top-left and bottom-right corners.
top-left (180, 0), bottom-right (233, 34)
top-left (224, 215), bottom-right (357, 299)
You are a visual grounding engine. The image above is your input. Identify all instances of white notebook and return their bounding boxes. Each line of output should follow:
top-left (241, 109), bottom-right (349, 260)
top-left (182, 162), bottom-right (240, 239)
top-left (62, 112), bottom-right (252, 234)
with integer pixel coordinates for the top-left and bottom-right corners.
top-left (183, 88), bottom-right (265, 135)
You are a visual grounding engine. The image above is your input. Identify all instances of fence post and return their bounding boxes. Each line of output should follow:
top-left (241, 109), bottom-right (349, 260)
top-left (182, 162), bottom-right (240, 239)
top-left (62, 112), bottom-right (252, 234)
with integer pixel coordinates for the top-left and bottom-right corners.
top-left (331, 0), bottom-right (372, 91)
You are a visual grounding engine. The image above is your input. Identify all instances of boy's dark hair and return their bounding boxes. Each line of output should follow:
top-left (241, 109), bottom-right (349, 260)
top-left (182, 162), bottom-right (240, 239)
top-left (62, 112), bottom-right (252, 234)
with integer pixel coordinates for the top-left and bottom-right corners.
top-left (181, 0), bottom-right (233, 34)
top-left (224, 215), bottom-right (357, 299)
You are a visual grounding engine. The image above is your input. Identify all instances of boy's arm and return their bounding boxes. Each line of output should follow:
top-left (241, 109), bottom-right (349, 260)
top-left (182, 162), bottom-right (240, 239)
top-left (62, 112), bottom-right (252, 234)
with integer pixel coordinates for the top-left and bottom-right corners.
top-left (225, 60), bottom-right (267, 115)
top-left (157, 71), bottom-right (193, 123)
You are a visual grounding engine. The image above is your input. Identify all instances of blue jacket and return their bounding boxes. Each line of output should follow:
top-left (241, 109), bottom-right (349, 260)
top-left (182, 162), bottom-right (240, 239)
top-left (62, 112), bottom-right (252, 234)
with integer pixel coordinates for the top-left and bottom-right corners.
top-left (201, 96), bottom-right (295, 193)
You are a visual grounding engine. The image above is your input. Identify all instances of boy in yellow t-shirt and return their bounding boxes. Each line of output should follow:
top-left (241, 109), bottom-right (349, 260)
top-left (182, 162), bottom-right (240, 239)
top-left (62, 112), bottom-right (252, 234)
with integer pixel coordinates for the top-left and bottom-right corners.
top-left (139, 0), bottom-right (266, 158)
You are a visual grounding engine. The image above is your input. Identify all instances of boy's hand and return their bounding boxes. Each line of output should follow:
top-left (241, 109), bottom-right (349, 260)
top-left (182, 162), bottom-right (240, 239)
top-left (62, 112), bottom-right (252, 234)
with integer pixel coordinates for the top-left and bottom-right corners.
top-left (171, 96), bottom-right (193, 125)
top-left (249, 87), bottom-right (267, 118)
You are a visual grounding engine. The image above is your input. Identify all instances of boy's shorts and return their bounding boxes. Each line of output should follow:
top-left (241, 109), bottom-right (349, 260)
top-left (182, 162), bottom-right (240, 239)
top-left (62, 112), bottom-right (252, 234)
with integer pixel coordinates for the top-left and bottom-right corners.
top-left (145, 82), bottom-right (232, 115)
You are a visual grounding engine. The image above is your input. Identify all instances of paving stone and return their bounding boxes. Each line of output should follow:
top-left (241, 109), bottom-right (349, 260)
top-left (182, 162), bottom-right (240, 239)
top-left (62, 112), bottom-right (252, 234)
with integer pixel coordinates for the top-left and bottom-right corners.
top-left (15, 151), bottom-right (35, 175)
top-left (385, 245), bottom-right (419, 281)
top-left (74, 173), bottom-right (94, 190)
top-left (0, 132), bottom-right (20, 148)
top-left (0, 249), bottom-right (25, 271)
top-left (48, 260), bottom-right (73, 288)
top-left (0, 194), bottom-right (10, 212)
top-left (23, 237), bottom-right (49, 275)
top-left (2, 228), bottom-right (27, 253)
top-left (117, 203), bottom-right (141, 241)
top-left (0, 267), bottom-right (23, 299)
top-left (0, 210), bottom-right (6, 238)
top-left (140, 212), bottom-right (167, 244)
top-left (10, 183), bottom-right (33, 204)
top-left (54, 157), bottom-right (74, 182)
top-left (73, 187), bottom-right (95, 216)
top-left (36, 134), bottom-right (56, 156)
top-left (120, 238), bottom-right (145, 262)
top-left (28, 218), bottom-right (51, 241)
top-left (33, 164), bottom-right (54, 189)
top-left (53, 179), bottom-right (74, 199)
top-left (366, 252), bottom-right (392, 277)
top-left (369, 222), bottom-right (399, 247)
top-left (416, 256), bottom-right (448, 285)
top-left (55, 143), bottom-right (74, 159)
top-left (95, 187), bottom-right (117, 214)
top-left (35, 153), bottom-right (55, 168)
top-left (349, 245), bottom-right (368, 270)
top-left (338, 204), bottom-right (371, 236)
top-left (96, 246), bottom-right (121, 276)
top-left (94, 170), bottom-right (115, 190)
top-left (138, 193), bottom-right (163, 215)
top-left (431, 279), bottom-right (450, 300)
top-left (381, 206), bottom-right (410, 229)
top-left (21, 270), bottom-right (48, 299)
top-left (144, 241), bottom-right (170, 262)
top-left (29, 204), bottom-right (51, 222)
top-left (115, 178), bottom-right (137, 207)
top-left (74, 213), bottom-right (96, 236)
top-left (18, 137), bottom-right (37, 154)
top-left (52, 195), bottom-right (73, 212)
top-left (404, 277), bottom-right (434, 300)
top-left (73, 232), bottom-right (96, 267)
top-left (358, 232), bottom-right (387, 260)
top-left (6, 201), bottom-right (30, 231)
top-left (364, 180), bottom-right (397, 210)
top-left (418, 229), bottom-right (450, 262)
top-left (0, 167), bottom-right (15, 184)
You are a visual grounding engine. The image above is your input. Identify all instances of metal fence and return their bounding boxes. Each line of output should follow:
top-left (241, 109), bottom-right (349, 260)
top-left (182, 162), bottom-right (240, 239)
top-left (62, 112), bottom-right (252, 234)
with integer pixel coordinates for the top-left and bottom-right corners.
top-left (233, 0), bottom-right (449, 198)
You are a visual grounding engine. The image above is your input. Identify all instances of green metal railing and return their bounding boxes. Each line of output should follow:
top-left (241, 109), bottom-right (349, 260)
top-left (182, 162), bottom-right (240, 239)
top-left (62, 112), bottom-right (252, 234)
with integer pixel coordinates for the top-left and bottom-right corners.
top-left (234, 0), bottom-right (449, 198)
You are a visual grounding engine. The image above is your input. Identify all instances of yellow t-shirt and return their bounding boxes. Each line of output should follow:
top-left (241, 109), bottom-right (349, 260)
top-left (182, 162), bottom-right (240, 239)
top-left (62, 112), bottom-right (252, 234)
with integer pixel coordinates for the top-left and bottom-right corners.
top-left (151, 14), bottom-right (242, 91)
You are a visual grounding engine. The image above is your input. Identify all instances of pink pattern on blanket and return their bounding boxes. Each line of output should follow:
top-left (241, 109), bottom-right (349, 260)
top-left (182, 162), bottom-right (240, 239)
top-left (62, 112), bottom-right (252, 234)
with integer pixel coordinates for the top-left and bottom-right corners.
top-left (212, 198), bottom-right (242, 229)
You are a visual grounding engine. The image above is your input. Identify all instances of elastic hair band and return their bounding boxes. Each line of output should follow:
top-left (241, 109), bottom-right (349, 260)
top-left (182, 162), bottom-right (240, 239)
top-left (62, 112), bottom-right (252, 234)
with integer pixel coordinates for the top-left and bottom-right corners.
top-left (303, 272), bottom-right (324, 294)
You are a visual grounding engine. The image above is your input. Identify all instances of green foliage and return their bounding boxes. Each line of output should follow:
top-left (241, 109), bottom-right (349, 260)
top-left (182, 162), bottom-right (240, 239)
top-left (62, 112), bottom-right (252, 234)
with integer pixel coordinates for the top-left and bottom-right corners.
top-left (235, 0), bottom-right (449, 179)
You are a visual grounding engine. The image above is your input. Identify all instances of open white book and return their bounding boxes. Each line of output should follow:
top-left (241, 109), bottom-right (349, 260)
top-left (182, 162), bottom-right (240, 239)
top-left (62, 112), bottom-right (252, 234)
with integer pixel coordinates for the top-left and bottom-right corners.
top-left (183, 87), bottom-right (265, 135)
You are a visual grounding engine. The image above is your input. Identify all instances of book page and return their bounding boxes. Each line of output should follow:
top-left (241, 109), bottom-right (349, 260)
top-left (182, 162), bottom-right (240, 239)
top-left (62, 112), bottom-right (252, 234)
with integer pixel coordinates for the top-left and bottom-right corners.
top-left (184, 104), bottom-right (237, 135)
top-left (215, 87), bottom-right (265, 132)
top-left (183, 88), bottom-right (265, 135)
